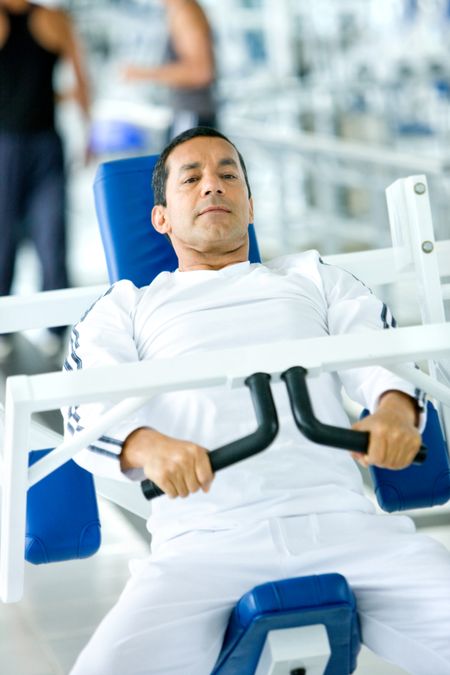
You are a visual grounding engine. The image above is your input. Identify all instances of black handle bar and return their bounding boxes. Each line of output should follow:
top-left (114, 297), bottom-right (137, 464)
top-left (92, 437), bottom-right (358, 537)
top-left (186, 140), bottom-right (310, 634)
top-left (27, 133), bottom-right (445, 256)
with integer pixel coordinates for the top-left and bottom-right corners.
top-left (281, 366), bottom-right (427, 465)
top-left (140, 372), bottom-right (279, 500)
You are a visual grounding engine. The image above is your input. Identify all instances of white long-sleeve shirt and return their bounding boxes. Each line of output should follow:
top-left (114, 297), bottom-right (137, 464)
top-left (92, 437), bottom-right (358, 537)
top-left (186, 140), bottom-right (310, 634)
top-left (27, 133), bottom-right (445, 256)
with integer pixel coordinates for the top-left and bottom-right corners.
top-left (62, 251), bottom-right (424, 543)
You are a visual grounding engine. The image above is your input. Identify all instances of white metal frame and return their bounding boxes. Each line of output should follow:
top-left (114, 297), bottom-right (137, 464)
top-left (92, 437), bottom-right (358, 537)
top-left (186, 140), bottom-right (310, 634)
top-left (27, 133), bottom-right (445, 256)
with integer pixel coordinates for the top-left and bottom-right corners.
top-left (0, 176), bottom-right (449, 604)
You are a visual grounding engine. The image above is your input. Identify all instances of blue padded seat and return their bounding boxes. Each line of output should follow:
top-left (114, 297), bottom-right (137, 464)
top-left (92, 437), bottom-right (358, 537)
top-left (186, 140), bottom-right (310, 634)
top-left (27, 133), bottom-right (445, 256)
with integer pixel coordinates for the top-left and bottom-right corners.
top-left (25, 449), bottom-right (101, 564)
top-left (212, 573), bottom-right (361, 675)
top-left (365, 401), bottom-right (450, 511)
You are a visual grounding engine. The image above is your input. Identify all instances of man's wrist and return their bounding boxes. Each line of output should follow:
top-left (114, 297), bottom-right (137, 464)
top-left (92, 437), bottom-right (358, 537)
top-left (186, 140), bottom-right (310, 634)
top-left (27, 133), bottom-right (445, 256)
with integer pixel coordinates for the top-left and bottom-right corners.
top-left (120, 426), bottom-right (153, 471)
top-left (377, 390), bottom-right (421, 427)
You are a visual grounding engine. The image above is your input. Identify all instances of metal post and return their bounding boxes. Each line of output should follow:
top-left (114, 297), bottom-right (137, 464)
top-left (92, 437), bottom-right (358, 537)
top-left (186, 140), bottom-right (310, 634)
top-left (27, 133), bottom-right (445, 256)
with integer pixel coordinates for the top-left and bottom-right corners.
top-left (0, 377), bottom-right (32, 603)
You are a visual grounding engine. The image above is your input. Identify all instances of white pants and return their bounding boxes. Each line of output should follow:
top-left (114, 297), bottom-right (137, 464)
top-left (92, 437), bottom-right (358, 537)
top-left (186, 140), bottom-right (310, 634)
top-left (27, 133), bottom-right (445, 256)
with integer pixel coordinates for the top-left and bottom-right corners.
top-left (70, 513), bottom-right (450, 675)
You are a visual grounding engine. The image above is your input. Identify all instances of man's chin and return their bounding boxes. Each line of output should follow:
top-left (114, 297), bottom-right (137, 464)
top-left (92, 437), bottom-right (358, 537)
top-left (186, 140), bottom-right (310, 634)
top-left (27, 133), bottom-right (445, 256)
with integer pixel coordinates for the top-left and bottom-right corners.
top-left (195, 234), bottom-right (248, 255)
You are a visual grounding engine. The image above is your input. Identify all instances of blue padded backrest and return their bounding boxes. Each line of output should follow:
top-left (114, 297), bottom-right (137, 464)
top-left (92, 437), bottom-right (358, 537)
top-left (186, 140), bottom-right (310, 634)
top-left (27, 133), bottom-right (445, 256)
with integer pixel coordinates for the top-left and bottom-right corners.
top-left (26, 449), bottom-right (101, 564)
top-left (364, 401), bottom-right (450, 511)
top-left (94, 155), bottom-right (261, 286)
top-left (212, 573), bottom-right (361, 675)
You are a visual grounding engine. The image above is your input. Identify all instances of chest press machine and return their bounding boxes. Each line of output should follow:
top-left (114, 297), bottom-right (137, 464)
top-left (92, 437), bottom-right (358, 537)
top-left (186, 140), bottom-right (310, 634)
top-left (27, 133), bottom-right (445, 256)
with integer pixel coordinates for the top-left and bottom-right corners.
top-left (0, 155), bottom-right (450, 675)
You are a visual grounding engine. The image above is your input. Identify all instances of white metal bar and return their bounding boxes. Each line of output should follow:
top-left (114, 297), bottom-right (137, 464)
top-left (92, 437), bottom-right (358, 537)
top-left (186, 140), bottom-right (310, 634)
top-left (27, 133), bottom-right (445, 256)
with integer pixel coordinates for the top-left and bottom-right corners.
top-left (27, 335), bottom-right (450, 490)
top-left (28, 396), bottom-right (152, 488)
top-left (13, 324), bottom-right (450, 415)
top-left (387, 364), bottom-right (450, 408)
top-left (0, 285), bottom-right (107, 333)
top-left (0, 377), bottom-right (32, 603)
top-left (442, 284), bottom-right (450, 301)
top-left (386, 176), bottom-right (445, 324)
top-left (11, 323), bottom-right (450, 491)
top-left (386, 176), bottom-right (450, 444)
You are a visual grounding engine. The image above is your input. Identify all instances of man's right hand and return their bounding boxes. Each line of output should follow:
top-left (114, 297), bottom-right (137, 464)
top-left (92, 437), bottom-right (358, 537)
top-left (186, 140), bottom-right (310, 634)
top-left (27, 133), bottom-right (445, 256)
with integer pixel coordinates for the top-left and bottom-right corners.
top-left (120, 427), bottom-right (214, 499)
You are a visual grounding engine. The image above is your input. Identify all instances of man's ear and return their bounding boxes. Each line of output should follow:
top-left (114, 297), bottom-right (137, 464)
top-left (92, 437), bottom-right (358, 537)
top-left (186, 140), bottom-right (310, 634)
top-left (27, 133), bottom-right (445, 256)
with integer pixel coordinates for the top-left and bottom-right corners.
top-left (151, 205), bottom-right (170, 234)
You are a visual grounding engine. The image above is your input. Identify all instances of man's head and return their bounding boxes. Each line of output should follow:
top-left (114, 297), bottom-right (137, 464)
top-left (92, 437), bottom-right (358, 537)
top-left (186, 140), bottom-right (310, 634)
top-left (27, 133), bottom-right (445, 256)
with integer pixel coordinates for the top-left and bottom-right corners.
top-left (151, 127), bottom-right (254, 271)
top-left (152, 127), bottom-right (251, 207)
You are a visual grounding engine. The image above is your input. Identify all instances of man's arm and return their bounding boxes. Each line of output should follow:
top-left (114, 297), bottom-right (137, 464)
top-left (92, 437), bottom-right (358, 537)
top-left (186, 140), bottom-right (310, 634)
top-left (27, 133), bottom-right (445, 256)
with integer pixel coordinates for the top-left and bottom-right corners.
top-left (120, 427), bottom-right (214, 498)
top-left (312, 252), bottom-right (425, 469)
top-left (61, 282), bottom-right (150, 483)
top-left (122, 0), bottom-right (214, 89)
top-left (351, 390), bottom-right (422, 469)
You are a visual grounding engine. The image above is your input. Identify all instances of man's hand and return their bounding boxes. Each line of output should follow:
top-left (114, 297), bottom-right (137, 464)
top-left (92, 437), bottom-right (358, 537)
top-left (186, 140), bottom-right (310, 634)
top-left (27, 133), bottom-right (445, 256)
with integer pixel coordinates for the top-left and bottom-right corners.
top-left (351, 391), bottom-right (421, 470)
top-left (120, 427), bottom-right (214, 499)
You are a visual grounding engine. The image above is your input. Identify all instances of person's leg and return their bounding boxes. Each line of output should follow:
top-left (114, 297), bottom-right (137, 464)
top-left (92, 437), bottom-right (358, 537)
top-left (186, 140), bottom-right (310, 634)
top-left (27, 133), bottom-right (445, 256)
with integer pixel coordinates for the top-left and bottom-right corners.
top-left (26, 131), bottom-right (69, 341)
top-left (26, 131), bottom-right (69, 294)
top-left (280, 512), bottom-right (450, 675)
top-left (69, 521), bottom-right (283, 675)
top-left (0, 132), bottom-right (25, 296)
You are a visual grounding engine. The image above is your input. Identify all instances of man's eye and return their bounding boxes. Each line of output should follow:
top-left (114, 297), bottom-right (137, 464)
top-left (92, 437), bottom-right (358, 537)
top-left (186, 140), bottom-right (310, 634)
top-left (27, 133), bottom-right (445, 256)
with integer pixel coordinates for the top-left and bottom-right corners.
top-left (184, 176), bottom-right (199, 184)
top-left (222, 174), bottom-right (237, 180)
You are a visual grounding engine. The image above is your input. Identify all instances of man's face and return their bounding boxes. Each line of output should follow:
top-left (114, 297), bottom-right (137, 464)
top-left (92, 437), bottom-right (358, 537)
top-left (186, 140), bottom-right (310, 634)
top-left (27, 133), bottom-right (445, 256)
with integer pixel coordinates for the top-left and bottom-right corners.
top-left (152, 136), bottom-right (254, 259)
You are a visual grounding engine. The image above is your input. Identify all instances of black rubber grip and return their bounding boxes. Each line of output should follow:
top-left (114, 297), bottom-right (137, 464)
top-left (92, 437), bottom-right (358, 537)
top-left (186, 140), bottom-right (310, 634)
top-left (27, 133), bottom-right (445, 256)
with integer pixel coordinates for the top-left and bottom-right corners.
top-left (141, 372), bottom-right (279, 500)
top-left (281, 366), bottom-right (427, 465)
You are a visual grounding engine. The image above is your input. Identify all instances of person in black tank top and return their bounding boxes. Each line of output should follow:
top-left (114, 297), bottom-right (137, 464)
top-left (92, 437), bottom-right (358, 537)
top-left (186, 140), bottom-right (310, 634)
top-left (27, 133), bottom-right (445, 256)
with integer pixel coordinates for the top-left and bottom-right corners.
top-left (0, 0), bottom-right (90, 358)
top-left (0, 3), bottom-right (57, 131)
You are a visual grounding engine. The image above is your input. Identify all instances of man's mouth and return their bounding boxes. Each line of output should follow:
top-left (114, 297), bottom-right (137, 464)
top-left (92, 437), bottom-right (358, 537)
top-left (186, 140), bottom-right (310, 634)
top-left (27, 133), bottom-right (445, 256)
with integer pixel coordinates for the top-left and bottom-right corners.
top-left (198, 206), bottom-right (231, 216)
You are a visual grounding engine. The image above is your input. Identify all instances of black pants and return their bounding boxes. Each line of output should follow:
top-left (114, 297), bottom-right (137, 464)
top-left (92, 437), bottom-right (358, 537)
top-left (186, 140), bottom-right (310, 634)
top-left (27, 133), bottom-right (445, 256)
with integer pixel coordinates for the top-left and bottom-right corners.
top-left (0, 130), bottom-right (69, 296)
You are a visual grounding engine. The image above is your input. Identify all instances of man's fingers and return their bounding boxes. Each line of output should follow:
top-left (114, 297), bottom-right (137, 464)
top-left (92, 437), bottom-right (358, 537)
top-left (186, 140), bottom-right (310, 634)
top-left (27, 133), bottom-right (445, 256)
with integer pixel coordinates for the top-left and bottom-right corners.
top-left (142, 439), bottom-right (213, 498)
top-left (157, 476), bottom-right (178, 499)
top-left (352, 417), bottom-right (421, 469)
top-left (351, 451), bottom-right (369, 468)
top-left (195, 450), bottom-right (214, 492)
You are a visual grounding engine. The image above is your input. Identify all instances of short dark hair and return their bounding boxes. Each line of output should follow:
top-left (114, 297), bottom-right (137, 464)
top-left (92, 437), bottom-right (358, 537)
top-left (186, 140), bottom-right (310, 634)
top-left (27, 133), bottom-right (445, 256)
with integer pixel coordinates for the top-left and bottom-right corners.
top-left (152, 126), bottom-right (252, 206)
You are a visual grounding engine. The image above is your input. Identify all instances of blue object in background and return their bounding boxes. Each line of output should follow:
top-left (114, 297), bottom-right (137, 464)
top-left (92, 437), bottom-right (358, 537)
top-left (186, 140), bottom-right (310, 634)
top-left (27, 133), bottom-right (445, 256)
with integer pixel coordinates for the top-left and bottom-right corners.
top-left (89, 119), bottom-right (149, 155)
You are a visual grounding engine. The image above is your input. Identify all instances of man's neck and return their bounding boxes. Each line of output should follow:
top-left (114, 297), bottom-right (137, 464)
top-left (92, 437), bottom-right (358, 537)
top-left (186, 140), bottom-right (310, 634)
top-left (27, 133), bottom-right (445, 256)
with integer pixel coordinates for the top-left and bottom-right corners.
top-left (178, 257), bottom-right (248, 272)
top-left (175, 239), bottom-right (249, 272)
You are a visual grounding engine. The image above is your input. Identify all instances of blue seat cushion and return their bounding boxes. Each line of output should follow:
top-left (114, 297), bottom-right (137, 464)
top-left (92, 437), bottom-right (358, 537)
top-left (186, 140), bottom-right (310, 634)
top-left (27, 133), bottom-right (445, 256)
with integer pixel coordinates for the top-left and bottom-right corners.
top-left (26, 449), bottom-right (101, 564)
top-left (212, 573), bottom-right (361, 675)
top-left (366, 401), bottom-right (450, 511)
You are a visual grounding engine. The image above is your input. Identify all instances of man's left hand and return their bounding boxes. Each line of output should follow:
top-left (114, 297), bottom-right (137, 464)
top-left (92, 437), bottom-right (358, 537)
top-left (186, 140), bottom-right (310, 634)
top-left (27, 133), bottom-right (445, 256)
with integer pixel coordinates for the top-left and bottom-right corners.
top-left (351, 390), bottom-right (421, 470)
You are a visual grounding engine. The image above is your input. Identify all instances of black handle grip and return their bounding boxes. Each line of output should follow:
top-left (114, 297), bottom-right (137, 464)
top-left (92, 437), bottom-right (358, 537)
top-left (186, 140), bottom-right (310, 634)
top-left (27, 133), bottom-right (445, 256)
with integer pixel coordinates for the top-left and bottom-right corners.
top-left (281, 366), bottom-right (427, 465)
top-left (141, 372), bottom-right (279, 500)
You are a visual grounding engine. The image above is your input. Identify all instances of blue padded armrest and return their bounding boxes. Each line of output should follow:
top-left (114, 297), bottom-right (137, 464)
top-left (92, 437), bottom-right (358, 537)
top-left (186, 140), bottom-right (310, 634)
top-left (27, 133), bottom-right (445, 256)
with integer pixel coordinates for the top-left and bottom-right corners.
top-left (364, 401), bottom-right (450, 511)
top-left (212, 573), bottom-right (361, 675)
top-left (26, 449), bottom-right (101, 564)
top-left (94, 155), bottom-right (261, 287)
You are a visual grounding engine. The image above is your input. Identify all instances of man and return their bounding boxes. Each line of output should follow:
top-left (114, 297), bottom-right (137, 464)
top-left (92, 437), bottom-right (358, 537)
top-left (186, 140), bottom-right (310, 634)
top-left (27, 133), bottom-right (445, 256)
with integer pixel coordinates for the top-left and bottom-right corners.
top-left (0, 0), bottom-right (90, 358)
top-left (65, 127), bottom-right (450, 675)
top-left (122, 0), bottom-right (216, 139)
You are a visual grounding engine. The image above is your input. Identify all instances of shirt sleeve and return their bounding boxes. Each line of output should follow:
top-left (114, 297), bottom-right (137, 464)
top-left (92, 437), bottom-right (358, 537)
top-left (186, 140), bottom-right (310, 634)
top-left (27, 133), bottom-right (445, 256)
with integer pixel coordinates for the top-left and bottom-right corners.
top-left (316, 255), bottom-right (426, 428)
top-left (61, 281), bottom-right (148, 482)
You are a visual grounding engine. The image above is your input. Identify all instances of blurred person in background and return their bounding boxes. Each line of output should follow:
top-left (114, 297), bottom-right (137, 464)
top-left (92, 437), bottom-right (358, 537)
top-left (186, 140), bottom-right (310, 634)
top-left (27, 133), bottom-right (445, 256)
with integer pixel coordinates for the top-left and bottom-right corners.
top-left (122, 0), bottom-right (217, 140)
top-left (0, 0), bottom-right (90, 359)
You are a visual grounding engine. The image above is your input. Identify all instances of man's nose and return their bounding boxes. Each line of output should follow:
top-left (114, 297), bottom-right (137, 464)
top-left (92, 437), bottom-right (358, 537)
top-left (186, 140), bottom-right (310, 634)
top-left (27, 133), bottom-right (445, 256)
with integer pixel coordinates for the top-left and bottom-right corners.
top-left (200, 175), bottom-right (224, 196)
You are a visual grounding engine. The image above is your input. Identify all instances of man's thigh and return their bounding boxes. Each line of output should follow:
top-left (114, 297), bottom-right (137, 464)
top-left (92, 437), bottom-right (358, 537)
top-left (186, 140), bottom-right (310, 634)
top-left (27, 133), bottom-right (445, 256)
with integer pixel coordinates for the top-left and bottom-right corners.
top-left (280, 512), bottom-right (450, 675)
top-left (69, 521), bottom-right (283, 675)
